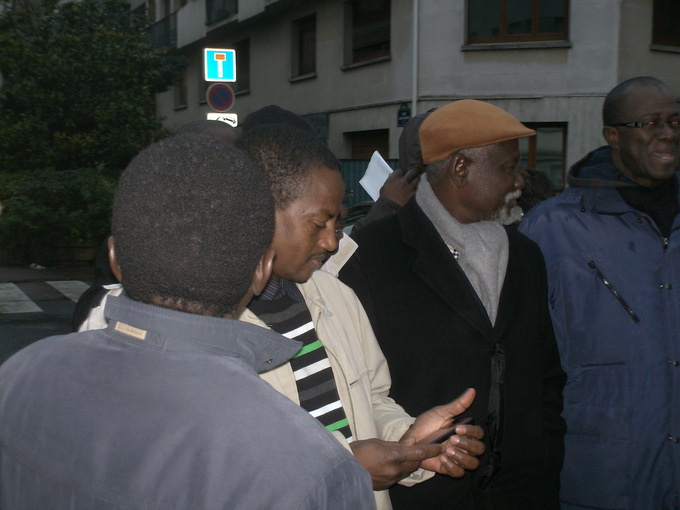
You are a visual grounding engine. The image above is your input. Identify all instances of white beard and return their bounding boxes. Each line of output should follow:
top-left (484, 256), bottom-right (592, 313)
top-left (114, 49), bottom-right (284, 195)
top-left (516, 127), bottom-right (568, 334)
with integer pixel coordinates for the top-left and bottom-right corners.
top-left (493, 190), bottom-right (523, 225)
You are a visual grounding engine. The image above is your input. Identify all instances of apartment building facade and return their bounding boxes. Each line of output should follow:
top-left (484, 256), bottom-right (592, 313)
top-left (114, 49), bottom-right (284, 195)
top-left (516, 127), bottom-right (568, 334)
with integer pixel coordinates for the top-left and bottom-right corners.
top-left (137, 0), bottom-right (680, 191)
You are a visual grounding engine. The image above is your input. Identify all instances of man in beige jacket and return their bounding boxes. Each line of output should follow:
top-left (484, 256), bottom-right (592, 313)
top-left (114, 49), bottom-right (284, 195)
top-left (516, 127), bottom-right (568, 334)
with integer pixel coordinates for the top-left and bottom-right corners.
top-left (237, 124), bottom-right (484, 509)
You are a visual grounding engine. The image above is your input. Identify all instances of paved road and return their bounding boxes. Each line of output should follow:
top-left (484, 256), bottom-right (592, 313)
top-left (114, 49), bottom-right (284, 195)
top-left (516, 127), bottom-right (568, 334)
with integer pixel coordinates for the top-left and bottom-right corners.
top-left (0, 266), bottom-right (95, 365)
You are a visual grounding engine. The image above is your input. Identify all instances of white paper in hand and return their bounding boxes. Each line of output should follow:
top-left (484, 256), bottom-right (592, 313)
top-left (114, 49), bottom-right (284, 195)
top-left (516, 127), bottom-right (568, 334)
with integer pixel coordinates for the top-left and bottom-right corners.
top-left (359, 151), bottom-right (393, 201)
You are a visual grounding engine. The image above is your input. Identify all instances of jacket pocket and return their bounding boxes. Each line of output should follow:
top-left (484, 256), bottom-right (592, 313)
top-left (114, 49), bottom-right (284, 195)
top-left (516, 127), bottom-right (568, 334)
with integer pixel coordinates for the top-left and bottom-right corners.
top-left (560, 404), bottom-right (631, 509)
top-left (587, 260), bottom-right (640, 323)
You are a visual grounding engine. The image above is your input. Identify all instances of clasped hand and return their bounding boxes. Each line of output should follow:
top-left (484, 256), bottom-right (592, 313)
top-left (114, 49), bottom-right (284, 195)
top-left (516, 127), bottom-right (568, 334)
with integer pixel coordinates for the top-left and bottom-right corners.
top-left (350, 388), bottom-right (485, 490)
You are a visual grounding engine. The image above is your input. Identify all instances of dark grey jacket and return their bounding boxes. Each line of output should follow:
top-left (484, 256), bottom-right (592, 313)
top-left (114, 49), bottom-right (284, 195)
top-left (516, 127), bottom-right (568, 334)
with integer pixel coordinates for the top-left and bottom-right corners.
top-left (0, 295), bottom-right (375, 510)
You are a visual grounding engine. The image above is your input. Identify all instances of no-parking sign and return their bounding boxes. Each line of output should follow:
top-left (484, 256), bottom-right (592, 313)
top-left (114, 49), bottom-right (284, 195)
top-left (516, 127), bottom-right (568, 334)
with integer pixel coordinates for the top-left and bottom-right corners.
top-left (206, 83), bottom-right (235, 113)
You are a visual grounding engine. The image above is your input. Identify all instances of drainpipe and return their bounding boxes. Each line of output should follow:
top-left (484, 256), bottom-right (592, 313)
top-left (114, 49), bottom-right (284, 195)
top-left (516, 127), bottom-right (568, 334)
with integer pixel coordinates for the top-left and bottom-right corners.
top-left (411, 0), bottom-right (419, 115)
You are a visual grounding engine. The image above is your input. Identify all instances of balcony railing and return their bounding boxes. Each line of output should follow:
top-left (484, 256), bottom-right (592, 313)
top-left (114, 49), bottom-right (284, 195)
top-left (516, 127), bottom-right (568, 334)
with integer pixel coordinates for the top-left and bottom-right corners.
top-left (147, 11), bottom-right (177, 49)
top-left (206, 0), bottom-right (238, 25)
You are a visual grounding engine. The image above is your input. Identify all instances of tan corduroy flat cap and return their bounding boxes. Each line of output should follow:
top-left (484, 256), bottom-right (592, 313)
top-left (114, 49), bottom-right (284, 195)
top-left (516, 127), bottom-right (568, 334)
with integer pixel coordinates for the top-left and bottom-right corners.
top-left (419, 100), bottom-right (536, 164)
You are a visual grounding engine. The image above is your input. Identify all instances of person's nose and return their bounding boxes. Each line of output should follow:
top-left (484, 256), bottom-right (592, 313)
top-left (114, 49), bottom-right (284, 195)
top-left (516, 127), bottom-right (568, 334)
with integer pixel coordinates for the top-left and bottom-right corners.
top-left (319, 225), bottom-right (339, 253)
top-left (658, 121), bottom-right (679, 140)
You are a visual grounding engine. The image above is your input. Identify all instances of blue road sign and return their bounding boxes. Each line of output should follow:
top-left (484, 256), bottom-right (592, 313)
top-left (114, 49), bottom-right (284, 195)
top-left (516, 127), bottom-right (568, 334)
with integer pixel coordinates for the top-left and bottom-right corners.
top-left (204, 48), bottom-right (236, 82)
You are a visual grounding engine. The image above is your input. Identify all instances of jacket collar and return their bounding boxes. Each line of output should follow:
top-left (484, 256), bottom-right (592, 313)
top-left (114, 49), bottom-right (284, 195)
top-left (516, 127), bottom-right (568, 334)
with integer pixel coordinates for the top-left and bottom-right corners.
top-left (398, 200), bottom-right (525, 341)
top-left (105, 295), bottom-right (302, 373)
top-left (567, 146), bottom-right (638, 189)
top-left (398, 199), bottom-right (494, 338)
top-left (566, 145), bottom-right (680, 215)
top-left (241, 272), bottom-right (329, 339)
top-left (493, 228), bottom-right (530, 337)
top-left (556, 183), bottom-right (651, 216)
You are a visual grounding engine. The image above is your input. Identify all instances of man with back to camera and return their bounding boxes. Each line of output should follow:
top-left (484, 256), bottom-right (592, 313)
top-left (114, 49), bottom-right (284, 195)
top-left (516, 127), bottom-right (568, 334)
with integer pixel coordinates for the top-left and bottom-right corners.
top-left (340, 100), bottom-right (567, 509)
top-left (0, 133), bottom-right (377, 509)
top-left (235, 124), bottom-right (486, 510)
top-left (519, 76), bottom-right (680, 509)
top-left (71, 118), bottom-right (239, 332)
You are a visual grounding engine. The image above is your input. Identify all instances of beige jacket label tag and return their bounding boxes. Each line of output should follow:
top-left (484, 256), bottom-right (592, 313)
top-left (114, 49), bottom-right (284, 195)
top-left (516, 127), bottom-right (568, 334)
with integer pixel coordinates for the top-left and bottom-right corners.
top-left (114, 321), bottom-right (147, 340)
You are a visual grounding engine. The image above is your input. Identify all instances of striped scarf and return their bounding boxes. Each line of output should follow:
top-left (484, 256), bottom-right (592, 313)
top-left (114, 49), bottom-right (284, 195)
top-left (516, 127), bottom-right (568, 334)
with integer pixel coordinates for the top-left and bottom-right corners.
top-left (249, 280), bottom-right (353, 441)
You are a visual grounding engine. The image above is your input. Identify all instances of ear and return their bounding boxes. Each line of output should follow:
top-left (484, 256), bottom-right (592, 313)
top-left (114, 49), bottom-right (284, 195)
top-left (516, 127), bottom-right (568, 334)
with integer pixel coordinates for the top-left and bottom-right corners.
top-left (603, 126), bottom-right (619, 149)
top-left (450, 153), bottom-right (469, 188)
top-left (250, 247), bottom-right (275, 297)
top-left (107, 236), bottom-right (123, 283)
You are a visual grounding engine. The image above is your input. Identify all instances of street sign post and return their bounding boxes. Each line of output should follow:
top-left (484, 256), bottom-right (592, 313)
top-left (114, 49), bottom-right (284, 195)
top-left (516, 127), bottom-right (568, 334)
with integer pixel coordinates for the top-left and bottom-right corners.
top-left (204, 48), bottom-right (236, 82)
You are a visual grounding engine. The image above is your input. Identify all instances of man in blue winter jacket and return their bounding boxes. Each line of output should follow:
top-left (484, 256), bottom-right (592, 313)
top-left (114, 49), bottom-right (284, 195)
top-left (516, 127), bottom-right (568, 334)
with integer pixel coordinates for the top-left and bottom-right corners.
top-left (519, 76), bottom-right (680, 509)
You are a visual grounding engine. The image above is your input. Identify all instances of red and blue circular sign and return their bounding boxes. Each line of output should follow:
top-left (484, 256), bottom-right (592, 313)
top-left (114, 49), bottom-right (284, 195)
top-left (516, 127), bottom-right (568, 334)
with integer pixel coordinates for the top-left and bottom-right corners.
top-left (206, 83), bottom-right (235, 113)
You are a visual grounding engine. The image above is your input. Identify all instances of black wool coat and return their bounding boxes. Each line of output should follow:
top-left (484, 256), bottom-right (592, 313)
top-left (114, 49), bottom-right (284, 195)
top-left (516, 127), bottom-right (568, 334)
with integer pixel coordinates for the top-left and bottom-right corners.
top-left (339, 199), bottom-right (566, 510)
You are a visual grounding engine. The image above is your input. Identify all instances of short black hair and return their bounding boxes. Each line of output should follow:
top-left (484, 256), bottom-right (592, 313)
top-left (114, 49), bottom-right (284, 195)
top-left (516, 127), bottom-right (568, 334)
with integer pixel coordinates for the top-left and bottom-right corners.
top-left (241, 105), bottom-right (314, 134)
top-left (176, 119), bottom-right (239, 144)
top-left (236, 124), bottom-right (341, 209)
top-left (603, 76), bottom-right (669, 126)
top-left (112, 133), bottom-right (274, 316)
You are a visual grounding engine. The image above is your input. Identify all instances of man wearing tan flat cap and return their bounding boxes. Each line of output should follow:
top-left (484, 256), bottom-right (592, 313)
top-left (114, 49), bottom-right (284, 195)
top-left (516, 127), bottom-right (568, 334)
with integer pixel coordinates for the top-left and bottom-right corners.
top-left (340, 100), bottom-right (566, 510)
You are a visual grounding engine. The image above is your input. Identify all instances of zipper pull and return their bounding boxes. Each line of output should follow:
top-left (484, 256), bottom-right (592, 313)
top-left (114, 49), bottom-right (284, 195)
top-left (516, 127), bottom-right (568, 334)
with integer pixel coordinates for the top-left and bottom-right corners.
top-left (587, 260), bottom-right (641, 323)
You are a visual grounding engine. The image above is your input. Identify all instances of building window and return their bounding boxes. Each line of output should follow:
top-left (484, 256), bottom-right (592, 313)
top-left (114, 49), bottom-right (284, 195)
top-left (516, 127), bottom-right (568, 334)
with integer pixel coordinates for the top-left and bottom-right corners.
top-left (147, 10), bottom-right (177, 49)
top-left (233, 39), bottom-right (250, 93)
top-left (199, 74), bottom-right (209, 104)
top-left (174, 68), bottom-right (187, 109)
top-left (292, 14), bottom-right (316, 78)
top-left (518, 123), bottom-right (567, 192)
top-left (206, 0), bottom-right (237, 25)
top-left (652, 0), bottom-right (680, 47)
top-left (342, 129), bottom-right (392, 205)
top-left (348, 129), bottom-right (389, 159)
top-left (345, 0), bottom-right (390, 65)
top-left (467, 0), bottom-right (568, 44)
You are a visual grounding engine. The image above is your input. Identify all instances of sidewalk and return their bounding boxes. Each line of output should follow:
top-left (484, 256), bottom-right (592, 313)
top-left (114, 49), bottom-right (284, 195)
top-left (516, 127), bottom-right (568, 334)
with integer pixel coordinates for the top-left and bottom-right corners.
top-left (0, 264), bottom-right (96, 284)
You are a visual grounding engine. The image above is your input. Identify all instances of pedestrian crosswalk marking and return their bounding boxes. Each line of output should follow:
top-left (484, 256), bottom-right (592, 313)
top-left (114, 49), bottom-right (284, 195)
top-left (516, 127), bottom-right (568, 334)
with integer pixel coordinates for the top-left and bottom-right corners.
top-left (0, 283), bottom-right (43, 314)
top-left (46, 281), bottom-right (90, 302)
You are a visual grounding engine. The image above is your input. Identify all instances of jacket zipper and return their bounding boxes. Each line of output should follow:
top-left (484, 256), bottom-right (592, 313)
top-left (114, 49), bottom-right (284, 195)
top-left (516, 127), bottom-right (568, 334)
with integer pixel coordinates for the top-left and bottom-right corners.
top-left (587, 261), bottom-right (640, 323)
top-left (638, 213), bottom-right (673, 250)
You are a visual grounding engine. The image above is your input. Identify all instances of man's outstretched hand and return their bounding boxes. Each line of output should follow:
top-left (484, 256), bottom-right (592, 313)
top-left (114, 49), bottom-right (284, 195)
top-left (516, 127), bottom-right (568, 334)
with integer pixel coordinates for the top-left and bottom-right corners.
top-left (350, 389), bottom-right (485, 489)
top-left (400, 388), bottom-right (485, 478)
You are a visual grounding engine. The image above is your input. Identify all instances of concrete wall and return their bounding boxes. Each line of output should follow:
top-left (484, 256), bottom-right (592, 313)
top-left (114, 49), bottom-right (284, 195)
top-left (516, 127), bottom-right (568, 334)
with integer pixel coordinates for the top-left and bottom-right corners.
top-left (177, 0), bottom-right (207, 48)
top-left (618, 0), bottom-right (680, 93)
top-left (412, 0), bottom-right (623, 166)
top-left (157, 0), bottom-right (413, 156)
top-left (155, 0), bottom-right (679, 168)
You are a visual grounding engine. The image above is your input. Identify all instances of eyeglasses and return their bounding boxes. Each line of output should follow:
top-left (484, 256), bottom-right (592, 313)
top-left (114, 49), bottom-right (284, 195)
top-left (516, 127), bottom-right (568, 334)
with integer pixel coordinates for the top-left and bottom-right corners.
top-left (610, 119), bottom-right (680, 133)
